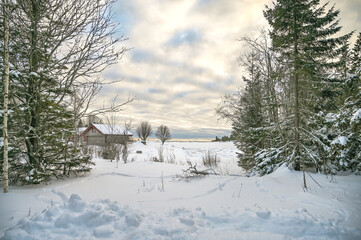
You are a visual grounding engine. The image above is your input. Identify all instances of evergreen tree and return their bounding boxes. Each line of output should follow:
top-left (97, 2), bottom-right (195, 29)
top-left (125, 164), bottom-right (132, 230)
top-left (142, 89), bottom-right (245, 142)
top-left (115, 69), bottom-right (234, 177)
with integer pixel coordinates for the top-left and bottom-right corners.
top-left (217, 35), bottom-right (285, 174)
top-left (350, 32), bottom-right (361, 75)
top-left (325, 35), bottom-right (361, 173)
top-left (1, 0), bottom-right (126, 183)
top-left (218, 1), bottom-right (358, 179)
top-left (264, 0), bottom-right (352, 183)
top-left (232, 74), bottom-right (266, 172)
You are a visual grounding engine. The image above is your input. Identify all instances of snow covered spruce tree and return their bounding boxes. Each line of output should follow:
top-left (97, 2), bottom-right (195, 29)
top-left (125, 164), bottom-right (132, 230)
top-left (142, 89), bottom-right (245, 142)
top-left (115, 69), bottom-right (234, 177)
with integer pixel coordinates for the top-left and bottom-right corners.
top-left (350, 33), bottom-right (361, 75)
top-left (217, 32), bottom-right (286, 174)
top-left (218, 50), bottom-right (267, 172)
top-left (0, 0), bottom-right (127, 183)
top-left (325, 33), bottom-right (361, 173)
top-left (218, 1), bottom-right (358, 180)
top-left (263, 0), bottom-right (352, 182)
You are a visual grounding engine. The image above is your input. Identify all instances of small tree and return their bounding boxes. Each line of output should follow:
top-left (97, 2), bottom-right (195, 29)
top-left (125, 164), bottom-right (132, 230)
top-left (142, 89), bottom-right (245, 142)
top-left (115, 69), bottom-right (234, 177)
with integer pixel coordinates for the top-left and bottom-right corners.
top-left (156, 125), bottom-right (171, 145)
top-left (136, 121), bottom-right (152, 145)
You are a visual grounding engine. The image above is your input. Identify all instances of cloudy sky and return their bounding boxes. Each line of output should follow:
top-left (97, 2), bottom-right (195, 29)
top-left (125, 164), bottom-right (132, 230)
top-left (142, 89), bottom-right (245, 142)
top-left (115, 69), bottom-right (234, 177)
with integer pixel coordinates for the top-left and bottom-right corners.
top-left (97, 0), bottom-right (360, 140)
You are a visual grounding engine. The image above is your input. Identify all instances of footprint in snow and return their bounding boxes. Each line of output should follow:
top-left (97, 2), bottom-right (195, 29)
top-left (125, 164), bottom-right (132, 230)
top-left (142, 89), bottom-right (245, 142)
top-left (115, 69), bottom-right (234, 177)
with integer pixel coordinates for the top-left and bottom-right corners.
top-left (179, 218), bottom-right (195, 226)
top-left (125, 213), bottom-right (142, 227)
top-left (256, 211), bottom-right (271, 219)
top-left (256, 177), bottom-right (269, 193)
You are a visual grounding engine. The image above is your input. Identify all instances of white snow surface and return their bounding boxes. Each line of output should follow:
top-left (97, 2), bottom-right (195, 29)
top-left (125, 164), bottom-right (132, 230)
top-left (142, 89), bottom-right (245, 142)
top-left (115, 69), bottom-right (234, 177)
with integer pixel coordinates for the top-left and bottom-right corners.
top-left (351, 108), bottom-right (361, 123)
top-left (76, 127), bottom-right (87, 135)
top-left (1, 141), bottom-right (360, 240)
top-left (331, 136), bottom-right (348, 146)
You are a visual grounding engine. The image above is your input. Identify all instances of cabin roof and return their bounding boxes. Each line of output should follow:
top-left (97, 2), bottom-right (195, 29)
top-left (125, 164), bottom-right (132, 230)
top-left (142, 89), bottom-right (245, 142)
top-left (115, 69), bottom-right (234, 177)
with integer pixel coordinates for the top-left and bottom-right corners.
top-left (81, 124), bottom-right (132, 136)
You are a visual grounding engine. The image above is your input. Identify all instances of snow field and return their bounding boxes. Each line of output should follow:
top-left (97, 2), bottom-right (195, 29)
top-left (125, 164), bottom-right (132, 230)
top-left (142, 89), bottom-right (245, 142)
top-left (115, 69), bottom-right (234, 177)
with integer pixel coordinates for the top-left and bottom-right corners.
top-left (2, 193), bottom-right (360, 240)
top-left (1, 141), bottom-right (361, 239)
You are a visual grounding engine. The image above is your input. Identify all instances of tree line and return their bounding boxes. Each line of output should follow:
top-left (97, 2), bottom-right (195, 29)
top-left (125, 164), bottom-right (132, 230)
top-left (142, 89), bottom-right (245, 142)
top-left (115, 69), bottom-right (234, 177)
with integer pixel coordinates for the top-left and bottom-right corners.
top-left (217, 0), bottom-right (360, 186)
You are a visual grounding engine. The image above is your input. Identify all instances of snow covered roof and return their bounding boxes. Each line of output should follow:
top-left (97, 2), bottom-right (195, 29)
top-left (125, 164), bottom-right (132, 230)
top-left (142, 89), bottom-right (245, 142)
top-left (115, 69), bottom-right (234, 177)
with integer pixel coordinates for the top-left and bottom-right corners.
top-left (77, 127), bottom-right (87, 135)
top-left (83, 124), bottom-right (132, 136)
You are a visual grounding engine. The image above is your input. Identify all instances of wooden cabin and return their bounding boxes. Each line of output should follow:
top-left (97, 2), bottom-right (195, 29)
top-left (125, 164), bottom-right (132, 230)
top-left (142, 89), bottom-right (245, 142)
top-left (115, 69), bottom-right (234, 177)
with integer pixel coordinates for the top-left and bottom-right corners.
top-left (80, 124), bottom-right (133, 146)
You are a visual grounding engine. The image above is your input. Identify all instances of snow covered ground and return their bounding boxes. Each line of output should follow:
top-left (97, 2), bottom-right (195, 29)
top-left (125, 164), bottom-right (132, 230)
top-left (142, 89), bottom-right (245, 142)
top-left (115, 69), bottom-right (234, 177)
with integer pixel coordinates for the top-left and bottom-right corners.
top-left (0, 141), bottom-right (360, 239)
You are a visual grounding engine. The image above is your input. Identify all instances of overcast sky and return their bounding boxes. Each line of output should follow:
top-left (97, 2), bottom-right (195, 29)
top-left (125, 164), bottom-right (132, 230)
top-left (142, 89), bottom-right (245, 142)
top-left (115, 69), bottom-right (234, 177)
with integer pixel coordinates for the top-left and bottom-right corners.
top-left (96, 0), bottom-right (360, 140)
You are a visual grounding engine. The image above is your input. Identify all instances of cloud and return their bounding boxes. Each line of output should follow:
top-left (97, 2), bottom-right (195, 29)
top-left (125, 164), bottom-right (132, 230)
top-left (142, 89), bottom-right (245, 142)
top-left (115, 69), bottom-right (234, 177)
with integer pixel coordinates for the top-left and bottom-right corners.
top-left (95, 0), bottom-right (268, 139)
top-left (330, 0), bottom-right (361, 43)
top-left (147, 88), bottom-right (164, 94)
top-left (130, 49), bottom-right (156, 63)
top-left (167, 28), bottom-right (201, 47)
top-left (93, 0), bottom-right (360, 139)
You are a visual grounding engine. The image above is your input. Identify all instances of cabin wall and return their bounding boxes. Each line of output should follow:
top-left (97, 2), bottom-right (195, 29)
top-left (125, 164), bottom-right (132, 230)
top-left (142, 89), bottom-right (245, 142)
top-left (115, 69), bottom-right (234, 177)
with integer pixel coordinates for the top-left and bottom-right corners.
top-left (87, 136), bottom-right (106, 146)
top-left (105, 135), bottom-right (132, 145)
top-left (84, 134), bottom-right (132, 146)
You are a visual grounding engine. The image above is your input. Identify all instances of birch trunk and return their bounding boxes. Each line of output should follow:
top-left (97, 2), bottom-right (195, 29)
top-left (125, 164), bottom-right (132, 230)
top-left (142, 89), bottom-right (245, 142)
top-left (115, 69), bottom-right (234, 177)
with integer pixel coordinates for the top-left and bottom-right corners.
top-left (3, 0), bottom-right (10, 193)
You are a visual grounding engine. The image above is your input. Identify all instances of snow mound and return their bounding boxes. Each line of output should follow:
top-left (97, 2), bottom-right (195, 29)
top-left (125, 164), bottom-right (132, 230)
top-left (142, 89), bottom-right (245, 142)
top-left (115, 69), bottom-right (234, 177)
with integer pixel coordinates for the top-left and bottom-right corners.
top-left (2, 194), bottom-right (359, 240)
top-left (269, 163), bottom-right (292, 177)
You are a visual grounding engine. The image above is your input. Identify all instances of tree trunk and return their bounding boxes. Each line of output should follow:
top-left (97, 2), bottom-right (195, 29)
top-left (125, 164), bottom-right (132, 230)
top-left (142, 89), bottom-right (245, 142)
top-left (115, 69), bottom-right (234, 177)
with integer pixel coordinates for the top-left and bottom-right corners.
top-left (292, 7), bottom-right (300, 167)
top-left (3, 0), bottom-right (10, 193)
top-left (26, 0), bottom-right (41, 170)
top-left (293, 7), bottom-right (306, 189)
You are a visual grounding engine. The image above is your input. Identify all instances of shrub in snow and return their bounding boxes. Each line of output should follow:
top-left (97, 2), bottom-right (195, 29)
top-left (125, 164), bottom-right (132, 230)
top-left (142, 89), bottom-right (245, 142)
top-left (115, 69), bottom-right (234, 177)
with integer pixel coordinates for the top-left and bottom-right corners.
top-left (202, 151), bottom-right (220, 168)
top-left (102, 143), bottom-right (121, 162)
top-left (176, 160), bottom-right (217, 181)
top-left (166, 150), bottom-right (176, 164)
